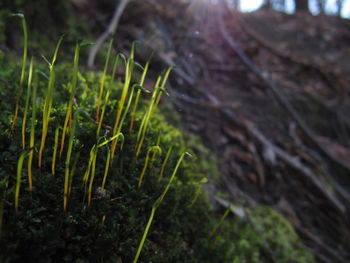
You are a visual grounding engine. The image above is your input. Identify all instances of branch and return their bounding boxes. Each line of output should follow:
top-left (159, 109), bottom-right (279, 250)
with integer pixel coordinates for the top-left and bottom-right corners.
top-left (87, 0), bottom-right (130, 68)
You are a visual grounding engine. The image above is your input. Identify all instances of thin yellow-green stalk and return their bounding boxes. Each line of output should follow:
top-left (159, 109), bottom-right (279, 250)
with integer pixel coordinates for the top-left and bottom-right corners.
top-left (136, 75), bottom-right (161, 143)
top-left (27, 73), bottom-right (38, 191)
top-left (21, 56), bottom-right (34, 149)
top-left (134, 65), bottom-right (173, 157)
top-left (153, 66), bottom-right (173, 113)
top-left (111, 83), bottom-right (149, 160)
top-left (87, 152), bottom-right (97, 206)
top-left (138, 146), bottom-right (162, 189)
top-left (120, 84), bottom-right (149, 136)
top-left (110, 42), bottom-right (138, 163)
top-left (52, 127), bottom-right (60, 176)
top-left (133, 205), bottom-right (156, 263)
top-left (101, 133), bottom-right (124, 190)
top-left (189, 178), bottom-right (208, 207)
top-left (97, 53), bottom-right (125, 136)
top-left (11, 13), bottom-right (28, 130)
top-left (110, 84), bottom-right (149, 164)
top-left (69, 151), bottom-right (81, 196)
top-left (109, 61), bottom-right (133, 160)
top-left (83, 145), bottom-right (97, 184)
top-left (60, 43), bottom-right (80, 157)
top-left (157, 145), bottom-right (173, 183)
top-left (64, 110), bottom-right (80, 211)
top-left (96, 37), bottom-right (114, 123)
top-left (150, 132), bottom-right (161, 167)
top-left (85, 133), bottom-right (124, 207)
top-left (15, 148), bottom-right (33, 212)
top-left (135, 75), bottom-right (162, 157)
top-left (38, 36), bottom-right (64, 167)
top-left (101, 151), bottom-right (111, 190)
top-left (133, 151), bottom-right (191, 263)
top-left (209, 207), bottom-right (231, 238)
top-left (129, 59), bottom-right (151, 132)
top-left (157, 152), bottom-right (192, 204)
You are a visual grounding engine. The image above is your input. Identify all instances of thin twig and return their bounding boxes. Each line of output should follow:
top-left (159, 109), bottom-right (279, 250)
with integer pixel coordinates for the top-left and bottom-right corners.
top-left (87, 0), bottom-right (130, 68)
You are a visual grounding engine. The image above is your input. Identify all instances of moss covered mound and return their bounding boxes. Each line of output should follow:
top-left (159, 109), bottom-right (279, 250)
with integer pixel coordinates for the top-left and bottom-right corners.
top-left (0, 42), bottom-right (313, 263)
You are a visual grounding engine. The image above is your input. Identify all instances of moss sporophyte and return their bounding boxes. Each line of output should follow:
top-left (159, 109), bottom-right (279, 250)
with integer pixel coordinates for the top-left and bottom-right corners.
top-left (135, 66), bottom-right (173, 158)
top-left (15, 148), bottom-right (33, 212)
top-left (38, 35), bottom-right (64, 168)
top-left (83, 133), bottom-right (124, 207)
top-left (138, 145), bottom-right (162, 189)
top-left (97, 52), bottom-right (125, 137)
top-left (60, 43), bottom-right (81, 157)
top-left (95, 37), bottom-right (114, 124)
top-left (21, 56), bottom-right (34, 150)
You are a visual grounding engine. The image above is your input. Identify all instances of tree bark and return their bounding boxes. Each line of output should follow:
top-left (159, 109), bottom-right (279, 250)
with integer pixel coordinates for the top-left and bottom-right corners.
top-left (316, 0), bottom-right (326, 14)
top-left (294, 0), bottom-right (309, 13)
top-left (87, 0), bottom-right (130, 68)
top-left (336, 0), bottom-right (344, 17)
top-left (261, 0), bottom-right (273, 10)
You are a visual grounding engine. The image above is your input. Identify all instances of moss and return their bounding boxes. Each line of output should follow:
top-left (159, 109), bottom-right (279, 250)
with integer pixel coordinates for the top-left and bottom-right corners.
top-left (0, 52), bottom-right (220, 262)
top-left (213, 207), bottom-right (315, 263)
top-left (0, 36), bottom-right (314, 262)
top-left (251, 207), bottom-right (314, 263)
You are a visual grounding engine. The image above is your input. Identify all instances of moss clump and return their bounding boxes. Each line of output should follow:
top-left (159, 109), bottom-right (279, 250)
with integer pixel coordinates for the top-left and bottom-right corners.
top-left (213, 206), bottom-right (314, 263)
top-left (250, 207), bottom-right (314, 263)
top-left (0, 35), bottom-right (313, 263)
top-left (0, 50), bottom-right (221, 262)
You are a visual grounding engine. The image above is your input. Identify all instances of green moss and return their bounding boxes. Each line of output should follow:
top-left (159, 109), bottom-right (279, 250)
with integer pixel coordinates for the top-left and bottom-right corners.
top-left (0, 52), bottom-right (219, 262)
top-left (213, 207), bottom-right (315, 263)
top-left (0, 38), bottom-right (313, 262)
top-left (250, 207), bottom-right (314, 263)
